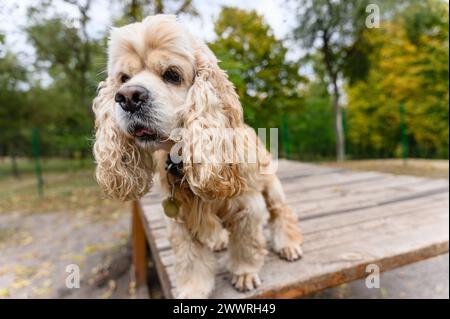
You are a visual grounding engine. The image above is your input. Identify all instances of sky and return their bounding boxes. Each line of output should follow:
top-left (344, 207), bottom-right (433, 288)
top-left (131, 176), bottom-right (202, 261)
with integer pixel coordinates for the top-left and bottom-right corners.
top-left (0, 0), bottom-right (300, 64)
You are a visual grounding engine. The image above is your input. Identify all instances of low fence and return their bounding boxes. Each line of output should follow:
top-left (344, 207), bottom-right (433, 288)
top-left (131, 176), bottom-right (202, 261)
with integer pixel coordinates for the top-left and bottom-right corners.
top-left (0, 112), bottom-right (444, 198)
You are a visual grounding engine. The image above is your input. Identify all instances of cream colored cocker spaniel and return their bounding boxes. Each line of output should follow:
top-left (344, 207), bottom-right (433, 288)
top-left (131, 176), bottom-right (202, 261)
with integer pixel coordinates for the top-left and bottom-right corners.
top-left (92, 15), bottom-right (303, 298)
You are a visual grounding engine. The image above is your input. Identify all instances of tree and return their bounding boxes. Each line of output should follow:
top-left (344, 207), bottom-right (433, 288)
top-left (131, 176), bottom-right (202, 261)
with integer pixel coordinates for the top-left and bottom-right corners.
top-left (293, 0), bottom-right (372, 161)
top-left (118, 0), bottom-right (198, 24)
top-left (22, 0), bottom-right (109, 158)
top-left (294, 54), bottom-right (336, 160)
top-left (15, 0), bottom-right (200, 160)
top-left (26, 0), bottom-right (102, 112)
top-left (346, 0), bottom-right (449, 158)
top-left (0, 37), bottom-right (28, 175)
top-left (210, 8), bottom-right (306, 135)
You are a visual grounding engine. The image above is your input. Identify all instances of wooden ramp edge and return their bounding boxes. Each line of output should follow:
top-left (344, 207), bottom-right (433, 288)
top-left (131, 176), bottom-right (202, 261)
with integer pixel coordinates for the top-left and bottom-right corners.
top-left (138, 160), bottom-right (449, 299)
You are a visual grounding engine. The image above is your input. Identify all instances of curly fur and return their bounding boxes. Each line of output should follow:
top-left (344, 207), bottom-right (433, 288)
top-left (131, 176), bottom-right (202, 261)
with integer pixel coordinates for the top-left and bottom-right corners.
top-left (177, 41), bottom-right (252, 200)
top-left (93, 78), bottom-right (154, 201)
top-left (92, 15), bottom-right (304, 298)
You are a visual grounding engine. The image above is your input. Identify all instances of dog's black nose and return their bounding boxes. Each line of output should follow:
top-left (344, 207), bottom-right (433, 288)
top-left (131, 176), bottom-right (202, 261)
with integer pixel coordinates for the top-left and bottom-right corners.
top-left (115, 85), bottom-right (150, 113)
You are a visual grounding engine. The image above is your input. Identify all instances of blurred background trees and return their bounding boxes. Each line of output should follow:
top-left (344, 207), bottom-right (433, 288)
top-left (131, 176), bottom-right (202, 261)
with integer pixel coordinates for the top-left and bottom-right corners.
top-left (0, 36), bottom-right (28, 176)
top-left (210, 7), bottom-right (306, 155)
top-left (117, 0), bottom-right (198, 24)
top-left (346, 0), bottom-right (449, 159)
top-left (293, 0), bottom-right (372, 161)
top-left (0, 0), bottom-right (448, 177)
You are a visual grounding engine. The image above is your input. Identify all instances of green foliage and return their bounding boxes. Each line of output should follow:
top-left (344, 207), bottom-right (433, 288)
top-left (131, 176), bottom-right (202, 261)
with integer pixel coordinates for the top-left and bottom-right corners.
top-left (19, 2), bottom-right (106, 158)
top-left (1, 0), bottom-right (201, 164)
top-left (346, 0), bottom-right (449, 159)
top-left (294, 0), bottom-right (372, 83)
top-left (116, 0), bottom-right (198, 25)
top-left (210, 7), bottom-right (306, 129)
top-left (293, 82), bottom-right (335, 159)
top-left (0, 0), bottom-right (448, 171)
top-left (0, 48), bottom-right (28, 157)
top-left (292, 0), bottom-right (376, 160)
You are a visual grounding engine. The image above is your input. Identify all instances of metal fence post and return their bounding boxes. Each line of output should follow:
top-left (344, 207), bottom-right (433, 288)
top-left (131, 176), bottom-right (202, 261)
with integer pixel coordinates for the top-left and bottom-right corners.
top-left (31, 128), bottom-right (44, 197)
top-left (399, 103), bottom-right (409, 165)
top-left (282, 115), bottom-right (291, 159)
top-left (342, 108), bottom-right (349, 158)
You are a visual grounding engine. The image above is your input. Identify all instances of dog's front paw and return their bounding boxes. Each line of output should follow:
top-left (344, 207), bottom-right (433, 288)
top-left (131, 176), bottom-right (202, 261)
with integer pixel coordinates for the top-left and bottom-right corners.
top-left (212, 231), bottom-right (229, 252)
top-left (277, 244), bottom-right (303, 261)
top-left (207, 228), bottom-right (229, 252)
top-left (212, 237), bottom-right (228, 252)
top-left (231, 273), bottom-right (261, 292)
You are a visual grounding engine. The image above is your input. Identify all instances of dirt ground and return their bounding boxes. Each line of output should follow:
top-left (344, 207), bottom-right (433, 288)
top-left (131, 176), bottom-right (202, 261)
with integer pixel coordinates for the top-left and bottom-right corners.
top-left (0, 208), bottom-right (448, 299)
top-left (0, 209), bottom-right (133, 298)
top-left (0, 159), bottom-right (448, 299)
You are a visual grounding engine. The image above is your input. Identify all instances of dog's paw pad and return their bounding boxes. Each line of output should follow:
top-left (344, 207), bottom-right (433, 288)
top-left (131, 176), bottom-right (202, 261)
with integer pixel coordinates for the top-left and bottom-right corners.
top-left (231, 273), bottom-right (261, 292)
top-left (278, 245), bottom-right (303, 261)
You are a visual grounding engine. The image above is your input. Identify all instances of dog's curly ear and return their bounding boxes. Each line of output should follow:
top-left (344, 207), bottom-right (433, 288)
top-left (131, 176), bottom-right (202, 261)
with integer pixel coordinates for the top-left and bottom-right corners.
top-left (177, 42), bottom-right (253, 200)
top-left (92, 78), bottom-right (153, 201)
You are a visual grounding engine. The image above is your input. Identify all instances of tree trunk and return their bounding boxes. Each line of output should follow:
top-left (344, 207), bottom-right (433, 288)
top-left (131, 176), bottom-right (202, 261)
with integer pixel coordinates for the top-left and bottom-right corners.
top-left (130, 0), bottom-right (139, 21)
top-left (332, 83), bottom-right (345, 162)
top-left (78, 1), bottom-right (91, 115)
top-left (322, 31), bottom-right (346, 162)
top-left (155, 0), bottom-right (164, 14)
top-left (11, 152), bottom-right (19, 178)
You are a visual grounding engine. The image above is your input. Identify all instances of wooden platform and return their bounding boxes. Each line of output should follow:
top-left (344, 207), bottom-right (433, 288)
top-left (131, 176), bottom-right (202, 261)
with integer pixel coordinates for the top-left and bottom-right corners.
top-left (137, 160), bottom-right (449, 298)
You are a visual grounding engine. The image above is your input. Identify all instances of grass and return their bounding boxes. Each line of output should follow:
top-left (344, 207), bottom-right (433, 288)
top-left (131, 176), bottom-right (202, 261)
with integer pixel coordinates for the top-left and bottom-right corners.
top-left (0, 158), bottom-right (125, 216)
top-left (0, 157), bottom-right (93, 177)
top-left (1, 157), bottom-right (447, 215)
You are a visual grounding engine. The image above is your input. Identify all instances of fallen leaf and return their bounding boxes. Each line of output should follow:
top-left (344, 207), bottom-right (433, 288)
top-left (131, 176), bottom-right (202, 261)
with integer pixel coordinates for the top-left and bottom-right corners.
top-left (0, 288), bottom-right (10, 298)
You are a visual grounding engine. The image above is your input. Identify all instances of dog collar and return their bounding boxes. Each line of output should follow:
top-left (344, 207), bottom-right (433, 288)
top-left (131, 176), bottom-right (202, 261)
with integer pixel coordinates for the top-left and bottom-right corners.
top-left (165, 153), bottom-right (183, 179)
top-left (163, 153), bottom-right (183, 218)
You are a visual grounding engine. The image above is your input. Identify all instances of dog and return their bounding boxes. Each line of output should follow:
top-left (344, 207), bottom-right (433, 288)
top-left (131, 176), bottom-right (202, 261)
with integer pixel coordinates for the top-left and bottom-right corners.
top-left (92, 15), bottom-right (303, 298)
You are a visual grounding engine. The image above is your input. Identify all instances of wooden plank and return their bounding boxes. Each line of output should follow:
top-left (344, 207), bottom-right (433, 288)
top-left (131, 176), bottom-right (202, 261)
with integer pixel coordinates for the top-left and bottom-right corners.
top-left (142, 182), bottom-right (449, 252)
top-left (138, 160), bottom-right (449, 299)
top-left (289, 175), bottom-right (438, 200)
top-left (130, 201), bottom-right (151, 299)
top-left (151, 191), bottom-right (449, 294)
top-left (150, 194), bottom-right (449, 286)
top-left (151, 192), bottom-right (449, 270)
top-left (296, 187), bottom-right (448, 221)
top-left (131, 201), bottom-right (147, 286)
top-left (142, 170), bottom-right (447, 229)
top-left (210, 203), bottom-right (449, 298)
top-left (280, 171), bottom-right (385, 192)
top-left (136, 201), bottom-right (174, 298)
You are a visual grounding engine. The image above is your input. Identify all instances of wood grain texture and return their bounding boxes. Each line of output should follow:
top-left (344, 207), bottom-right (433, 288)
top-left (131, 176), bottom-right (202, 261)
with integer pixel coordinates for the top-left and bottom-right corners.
top-left (138, 160), bottom-right (449, 299)
top-left (131, 201), bottom-right (150, 298)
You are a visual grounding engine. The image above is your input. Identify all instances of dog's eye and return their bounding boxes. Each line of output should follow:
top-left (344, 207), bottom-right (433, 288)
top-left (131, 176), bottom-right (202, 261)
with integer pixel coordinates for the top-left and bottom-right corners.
top-left (162, 69), bottom-right (182, 85)
top-left (120, 74), bottom-right (130, 83)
